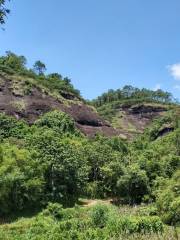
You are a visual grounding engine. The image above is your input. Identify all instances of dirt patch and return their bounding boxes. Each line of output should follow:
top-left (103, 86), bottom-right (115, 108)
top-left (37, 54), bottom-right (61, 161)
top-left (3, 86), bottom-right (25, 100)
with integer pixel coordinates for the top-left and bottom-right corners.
top-left (79, 199), bottom-right (112, 207)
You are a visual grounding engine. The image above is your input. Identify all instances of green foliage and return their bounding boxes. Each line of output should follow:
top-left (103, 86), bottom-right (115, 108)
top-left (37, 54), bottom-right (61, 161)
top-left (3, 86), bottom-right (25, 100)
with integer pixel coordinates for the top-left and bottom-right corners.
top-left (92, 85), bottom-right (173, 108)
top-left (90, 204), bottom-right (109, 227)
top-left (0, 203), bottom-right (168, 239)
top-left (83, 136), bottom-right (125, 198)
top-left (155, 170), bottom-right (180, 226)
top-left (0, 0), bottom-right (10, 25)
top-left (33, 60), bottom-right (46, 75)
top-left (42, 202), bottom-right (63, 220)
top-left (28, 129), bottom-right (88, 206)
top-left (0, 113), bottom-right (29, 140)
top-left (0, 142), bottom-right (44, 215)
top-left (0, 105), bottom-right (179, 216)
top-left (0, 52), bottom-right (81, 98)
top-left (35, 110), bottom-right (80, 136)
top-left (0, 112), bottom-right (87, 211)
top-left (117, 164), bottom-right (150, 204)
top-left (0, 51), bottom-right (26, 72)
top-left (107, 216), bottom-right (163, 235)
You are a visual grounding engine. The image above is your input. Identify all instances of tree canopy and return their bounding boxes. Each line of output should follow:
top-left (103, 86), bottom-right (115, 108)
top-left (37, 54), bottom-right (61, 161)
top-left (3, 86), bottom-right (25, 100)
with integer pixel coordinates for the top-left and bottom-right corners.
top-left (0, 0), bottom-right (10, 25)
top-left (92, 85), bottom-right (174, 107)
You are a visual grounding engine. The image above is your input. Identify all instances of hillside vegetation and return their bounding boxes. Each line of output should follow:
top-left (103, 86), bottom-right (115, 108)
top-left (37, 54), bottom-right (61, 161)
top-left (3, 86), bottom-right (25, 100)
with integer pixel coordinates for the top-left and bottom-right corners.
top-left (0, 52), bottom-right (116, 137)
top-left (0, 52), bottom-right (179, 239)
top-left (91, 86), bottom-right (178, 138)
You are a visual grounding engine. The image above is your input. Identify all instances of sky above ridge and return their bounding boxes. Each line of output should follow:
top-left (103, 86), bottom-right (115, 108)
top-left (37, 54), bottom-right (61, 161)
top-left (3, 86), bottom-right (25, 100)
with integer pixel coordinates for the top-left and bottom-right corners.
top-left (0, 0), bottom-right (180, 100)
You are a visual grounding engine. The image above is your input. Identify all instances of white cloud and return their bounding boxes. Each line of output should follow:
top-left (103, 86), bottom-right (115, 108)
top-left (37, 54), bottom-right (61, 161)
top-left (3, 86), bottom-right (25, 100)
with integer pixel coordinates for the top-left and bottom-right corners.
top-left (168, 63), bottom-right (180, 80)
top-left (153, 83), bottom-right (161, 91)
top-left (174, 85), bottom-right (180, 90)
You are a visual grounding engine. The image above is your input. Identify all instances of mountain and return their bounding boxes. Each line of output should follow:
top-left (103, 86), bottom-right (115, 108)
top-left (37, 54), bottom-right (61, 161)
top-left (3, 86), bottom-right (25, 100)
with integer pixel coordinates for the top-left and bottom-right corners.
top-left (92, 86), bottom-right (178, 139)
top-left (0, 71), bottom-right (117, 137)
top-left (0, 71), bottom-right (179, 140)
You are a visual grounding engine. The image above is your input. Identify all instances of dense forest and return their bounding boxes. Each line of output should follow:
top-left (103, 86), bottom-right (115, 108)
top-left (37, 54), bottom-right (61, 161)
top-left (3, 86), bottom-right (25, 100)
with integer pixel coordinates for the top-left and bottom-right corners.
top-left (0, 51), bottom-right (179, 239)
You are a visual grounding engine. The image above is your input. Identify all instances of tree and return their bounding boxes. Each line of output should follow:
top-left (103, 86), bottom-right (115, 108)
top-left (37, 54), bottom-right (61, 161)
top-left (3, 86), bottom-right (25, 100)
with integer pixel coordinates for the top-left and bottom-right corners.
top-left (2, 51), bottom-right (27, 71)
top-left (155, 170), bottom-right (180, 225)
top-left (35, 110), bottom-right (79, 136)
top-left (28, 128), bottom-right (88, 206)
top-left (0, 142), bottom-right (44, 215)
top-left (63, 77), bottom-right (71, 85)
top-left (0, 0), bottom-right (10, 25)
top-left (47, 73), bottom-right (62, 80)
top-left (33, 60), bottom-right (46, 75)
top-left (117, 164), bottom-right (150, 204)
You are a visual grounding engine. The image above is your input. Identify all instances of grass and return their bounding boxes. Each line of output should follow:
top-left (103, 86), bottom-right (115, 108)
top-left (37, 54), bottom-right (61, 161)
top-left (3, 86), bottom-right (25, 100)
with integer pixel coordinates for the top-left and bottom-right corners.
top-left (0, 201), bottom-right (179, 240)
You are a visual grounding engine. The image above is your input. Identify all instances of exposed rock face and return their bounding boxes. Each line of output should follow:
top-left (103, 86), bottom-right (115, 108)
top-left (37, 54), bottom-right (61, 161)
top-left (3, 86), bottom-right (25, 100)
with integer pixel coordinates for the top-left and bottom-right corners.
top-left (127, 104), bottom-right (167, 115)
top-left (125, 104), bottom-right (167, 132)
top-left (109, 103), bottom-right (168, 139)
top-left (0, 73), bottom-right (117, 137)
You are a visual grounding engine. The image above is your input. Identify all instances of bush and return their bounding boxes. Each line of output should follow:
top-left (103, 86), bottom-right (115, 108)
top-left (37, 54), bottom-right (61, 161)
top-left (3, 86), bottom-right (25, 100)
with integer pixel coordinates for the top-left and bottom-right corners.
top-left (90, 204), bottom-right (109, 228)
top-left (137, 205), bottom-right (158, 216)
top-left (165, 197), bottom-right (180, 226)
top-left (35, 110), bottom-right (80, 136)
top-left (0, 113), bottom-right (29, 140)
top-left (138, 216), bottom-right (164, 233)
top-left (155, 170), bottom-right (180, 225)
top-left (0, 64), bottom-right (15, 74)
top-left (0, 142), bottom-right (44, 215)
top-left (117, 164), bottom-right (150, 204)
top-left (42, 202), bottom-right (63, 220)
top-left (85, 182), bottom-right (101, 199)
top-left (107, 216), bottom-right (163, 234)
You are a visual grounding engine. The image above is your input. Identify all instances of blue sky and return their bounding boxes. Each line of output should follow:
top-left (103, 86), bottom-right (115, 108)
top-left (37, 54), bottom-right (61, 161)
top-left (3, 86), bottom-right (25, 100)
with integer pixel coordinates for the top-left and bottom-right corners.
top-left (1, 0), bottom-right (180, 100)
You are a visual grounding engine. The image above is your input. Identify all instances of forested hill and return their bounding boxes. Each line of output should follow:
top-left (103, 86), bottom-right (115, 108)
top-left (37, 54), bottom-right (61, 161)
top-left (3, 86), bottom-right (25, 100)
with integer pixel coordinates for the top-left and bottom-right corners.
top-left (0, 51), bottom-right (117, 137)
top-left (91, 86), bottom-right (179, 138)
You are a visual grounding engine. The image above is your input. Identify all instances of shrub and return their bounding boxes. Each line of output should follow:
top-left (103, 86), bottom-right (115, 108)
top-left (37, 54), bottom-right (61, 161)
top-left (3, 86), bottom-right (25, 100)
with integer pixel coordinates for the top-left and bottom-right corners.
top-left (117, 164), bottom-right (150, 204)
top-left (42, 202), bottom-right (63, 220)
top-left (138, 205), bottom-right (158, 216)
top-left (90, 204), bottom-right (109, 228)
top-left (166, 197), bottom-right (180, 226)
top-left (107, 216), bottom-right (163, 234)
top-left (35, 110), bottom-right (80, 136)
top-left (0, 113), bottom-right (29, 140)
top-left (155, 170), bottom-right (180, 225)
top-left (138, 216), bottom-right (164, 233)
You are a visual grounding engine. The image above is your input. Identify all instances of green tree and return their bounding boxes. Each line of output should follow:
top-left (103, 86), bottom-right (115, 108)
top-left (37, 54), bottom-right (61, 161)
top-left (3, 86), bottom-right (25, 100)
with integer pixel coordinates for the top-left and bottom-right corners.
top-left (33, 60), bottom-right (46, 75)
top-left (0, 142), bottom-right (44, 215)
top-left (0, 113), bottom-right (29, 140)
top-left (35, 110), bottom-right (79, 136)
top-left (47, 73), bottom-right (62, 80)
top-left (155, 170), bottom-right (180, 225)
top-left (0, 51), bottom-right (27, 71)
top-left (117, 164), bottom-right (150, 204)
top-left (29, 129), bottom-right (88, 206)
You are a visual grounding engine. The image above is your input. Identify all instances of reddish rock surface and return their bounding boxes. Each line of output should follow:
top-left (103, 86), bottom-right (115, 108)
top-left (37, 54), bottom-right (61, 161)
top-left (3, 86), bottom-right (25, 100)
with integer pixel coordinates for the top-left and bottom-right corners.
top-left (0, 73), bottom-right (117, 137)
